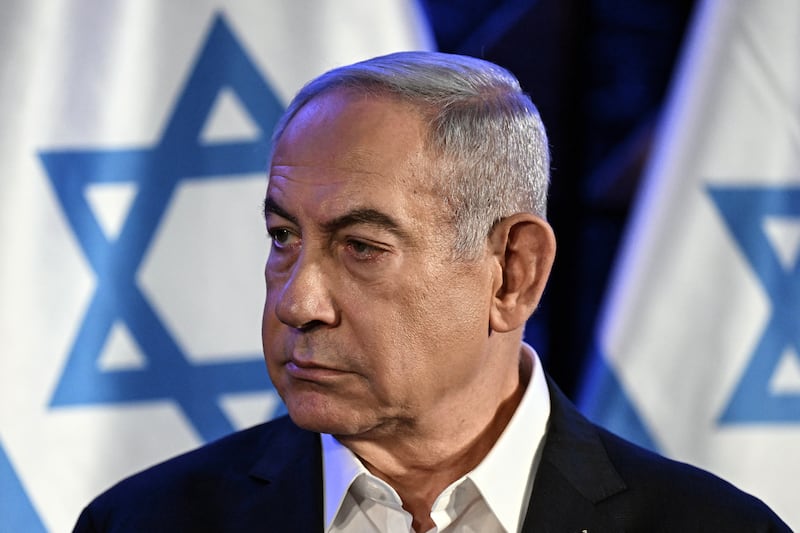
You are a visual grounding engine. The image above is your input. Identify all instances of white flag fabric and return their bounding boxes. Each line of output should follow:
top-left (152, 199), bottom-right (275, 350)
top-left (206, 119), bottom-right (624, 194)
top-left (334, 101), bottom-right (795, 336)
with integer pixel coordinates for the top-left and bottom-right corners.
top-left (579, 0), bottom-right (800, 528)
top-left (0, 2), bottom-right (432, 531)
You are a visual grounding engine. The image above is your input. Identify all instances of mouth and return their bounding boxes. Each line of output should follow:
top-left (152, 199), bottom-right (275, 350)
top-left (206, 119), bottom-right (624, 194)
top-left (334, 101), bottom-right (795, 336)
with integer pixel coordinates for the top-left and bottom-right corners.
top-left (285, 358), bottom-right (350, 382)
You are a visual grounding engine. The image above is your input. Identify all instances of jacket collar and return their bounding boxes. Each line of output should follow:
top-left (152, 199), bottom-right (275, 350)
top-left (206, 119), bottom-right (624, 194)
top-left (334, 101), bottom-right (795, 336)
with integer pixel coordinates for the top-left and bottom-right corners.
top-left (248, 416), bottom-right (325, 531)
top-left (522, 377), bottom-right (627, 531)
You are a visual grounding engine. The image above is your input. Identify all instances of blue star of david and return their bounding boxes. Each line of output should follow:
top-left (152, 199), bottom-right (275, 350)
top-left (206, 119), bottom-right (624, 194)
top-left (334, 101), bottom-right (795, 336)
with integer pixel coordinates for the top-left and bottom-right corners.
top-left (708, 186), bottom-right (800, 423)
top-left (0, 438), bottom-right (45, 532)
top-left (40, 15), bottom-right (286, 442)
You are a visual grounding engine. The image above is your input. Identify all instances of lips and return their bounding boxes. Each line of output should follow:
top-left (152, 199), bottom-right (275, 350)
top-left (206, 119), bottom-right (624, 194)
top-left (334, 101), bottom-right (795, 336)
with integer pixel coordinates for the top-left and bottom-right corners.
top-left (285, 358), bottom-right (349, 382)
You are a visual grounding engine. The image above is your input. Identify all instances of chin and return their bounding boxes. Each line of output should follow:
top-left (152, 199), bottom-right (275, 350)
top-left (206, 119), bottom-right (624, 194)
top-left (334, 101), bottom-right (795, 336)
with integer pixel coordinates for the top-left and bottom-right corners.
top-left (283, 394), bottom-right (372, 436)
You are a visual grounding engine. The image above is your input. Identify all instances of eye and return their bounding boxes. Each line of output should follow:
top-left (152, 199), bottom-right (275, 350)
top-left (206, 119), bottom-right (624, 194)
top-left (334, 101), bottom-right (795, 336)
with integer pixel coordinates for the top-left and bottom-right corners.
top-left (268, 227), bottom-right (298, 249)
top-left (345, 239), bottom-right (386, 261)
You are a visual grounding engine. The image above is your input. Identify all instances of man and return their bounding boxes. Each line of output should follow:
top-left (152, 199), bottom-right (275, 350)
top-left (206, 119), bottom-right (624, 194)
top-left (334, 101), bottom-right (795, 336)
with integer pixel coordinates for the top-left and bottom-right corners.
top-left (73, 52), bottom-right (790, 532)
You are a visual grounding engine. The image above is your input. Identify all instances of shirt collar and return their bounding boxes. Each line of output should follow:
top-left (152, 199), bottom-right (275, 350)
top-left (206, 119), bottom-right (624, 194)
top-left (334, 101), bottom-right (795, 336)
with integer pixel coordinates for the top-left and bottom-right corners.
top-left (320, 343), bottom-right (550, 532)
top-left (467, 342), bottom-right (550, 532)
top-left (321, 432), bottom-right (368, 529)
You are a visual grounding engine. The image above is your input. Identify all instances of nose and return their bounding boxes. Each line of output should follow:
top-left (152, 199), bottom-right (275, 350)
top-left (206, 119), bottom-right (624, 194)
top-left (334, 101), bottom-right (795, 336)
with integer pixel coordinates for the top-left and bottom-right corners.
top-left (271, 253), bottom-right (338, 331)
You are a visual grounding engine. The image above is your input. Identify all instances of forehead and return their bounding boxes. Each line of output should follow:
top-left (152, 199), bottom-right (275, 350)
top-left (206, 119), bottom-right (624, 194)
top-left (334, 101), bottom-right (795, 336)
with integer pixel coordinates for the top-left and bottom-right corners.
top-left (268, 89), bottom-right (442, 218)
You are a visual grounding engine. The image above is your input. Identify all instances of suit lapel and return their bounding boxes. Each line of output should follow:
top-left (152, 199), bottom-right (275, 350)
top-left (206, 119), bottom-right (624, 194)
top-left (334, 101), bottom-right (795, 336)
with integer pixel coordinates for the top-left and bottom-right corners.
top-left (521, 378), bottom-right (627, 532)
top-left (248, 417), bottom-right (325, 532)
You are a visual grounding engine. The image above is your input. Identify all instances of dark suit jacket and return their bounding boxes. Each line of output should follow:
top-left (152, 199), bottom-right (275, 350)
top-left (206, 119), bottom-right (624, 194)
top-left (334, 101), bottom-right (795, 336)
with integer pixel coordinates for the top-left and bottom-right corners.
top-left (74, 380), bottom-right (791, 532)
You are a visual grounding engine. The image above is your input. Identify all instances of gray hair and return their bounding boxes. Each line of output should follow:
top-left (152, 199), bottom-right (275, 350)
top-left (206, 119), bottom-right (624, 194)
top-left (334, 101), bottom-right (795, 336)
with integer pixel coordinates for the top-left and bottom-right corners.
top-left (269, 51), bottom-right (550, 260)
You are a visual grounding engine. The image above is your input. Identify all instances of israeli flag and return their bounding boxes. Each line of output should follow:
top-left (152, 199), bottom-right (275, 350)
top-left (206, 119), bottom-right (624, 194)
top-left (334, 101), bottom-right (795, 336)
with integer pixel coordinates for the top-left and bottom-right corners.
top-left (0, 2), bottom-right (432, 531)
top-left (579, 0), bottom-right (800, 528)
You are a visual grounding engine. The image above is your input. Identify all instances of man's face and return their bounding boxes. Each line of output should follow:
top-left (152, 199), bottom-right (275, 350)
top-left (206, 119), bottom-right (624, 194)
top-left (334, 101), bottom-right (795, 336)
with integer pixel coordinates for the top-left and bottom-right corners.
top-left (262, 90), bottom-right (496, 437)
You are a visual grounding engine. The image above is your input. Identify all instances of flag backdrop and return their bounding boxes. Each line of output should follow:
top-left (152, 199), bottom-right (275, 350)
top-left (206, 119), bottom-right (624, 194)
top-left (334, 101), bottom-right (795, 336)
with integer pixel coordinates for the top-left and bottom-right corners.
top-left (580, 0), bottom-right (800, 528)
top-left (0, 2), bottom-right (432, 531)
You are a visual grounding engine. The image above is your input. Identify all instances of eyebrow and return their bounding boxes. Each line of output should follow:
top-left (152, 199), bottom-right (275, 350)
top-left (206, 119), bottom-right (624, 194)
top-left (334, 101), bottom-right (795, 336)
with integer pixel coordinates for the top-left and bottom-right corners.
top-left (263, 197), bottom-right (298, 225)
top-left (263, 196), bottom-right (410, 241)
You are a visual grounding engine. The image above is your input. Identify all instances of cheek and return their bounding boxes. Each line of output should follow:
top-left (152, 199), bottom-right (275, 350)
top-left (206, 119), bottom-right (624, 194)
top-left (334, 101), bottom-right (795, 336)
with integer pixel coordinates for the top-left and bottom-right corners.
top-left (377, 281), bottom-right (475, 357)
top-left (261, 272), bottom-right (273, 322)
top-left (263, 260), bottom-right (285, 299)
top-left (261, 278), bottom-right (286, 359)
top-left (390, 272), bottom-right (490, 367)
top-left (263, 258), bottom-right (293, 318)
top-left (403, 268), bottom-right (487, 331)
top-left (261, 290), bottom-right (274, 334)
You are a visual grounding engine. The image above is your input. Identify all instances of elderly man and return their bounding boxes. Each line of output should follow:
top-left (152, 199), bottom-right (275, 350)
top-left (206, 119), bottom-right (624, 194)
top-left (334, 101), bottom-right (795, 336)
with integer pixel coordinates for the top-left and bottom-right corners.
top-left (74, 52), bottom-right (789, 532)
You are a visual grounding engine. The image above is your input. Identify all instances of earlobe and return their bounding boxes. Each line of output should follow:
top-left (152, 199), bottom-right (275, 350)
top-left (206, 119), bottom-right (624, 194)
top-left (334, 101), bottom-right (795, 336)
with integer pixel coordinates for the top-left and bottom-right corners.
top-left (488, 214), bottom-right (556, 333)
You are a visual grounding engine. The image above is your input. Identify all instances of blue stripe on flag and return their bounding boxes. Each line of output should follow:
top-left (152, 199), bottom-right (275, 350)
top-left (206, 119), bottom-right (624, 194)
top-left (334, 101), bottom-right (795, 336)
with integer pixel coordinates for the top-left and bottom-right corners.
top-left (577, 343), bottom-right (659, 452)
top-left (0, 439), bottom-right (46, 533)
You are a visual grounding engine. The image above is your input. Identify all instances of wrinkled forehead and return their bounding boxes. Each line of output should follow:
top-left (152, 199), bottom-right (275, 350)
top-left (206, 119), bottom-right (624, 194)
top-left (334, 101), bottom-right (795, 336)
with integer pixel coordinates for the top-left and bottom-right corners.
top-left (271, 89), bottom-right (446, 191)
top-left (292, 87), bottom-right (447, 146)
top-left (274, 90), bottom-right (441, 193)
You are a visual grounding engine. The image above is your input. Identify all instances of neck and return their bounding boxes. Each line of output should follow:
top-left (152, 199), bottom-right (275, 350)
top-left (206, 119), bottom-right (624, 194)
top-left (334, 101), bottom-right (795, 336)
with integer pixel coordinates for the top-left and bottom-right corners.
top-left (337, 343), bottom-right (532, 532)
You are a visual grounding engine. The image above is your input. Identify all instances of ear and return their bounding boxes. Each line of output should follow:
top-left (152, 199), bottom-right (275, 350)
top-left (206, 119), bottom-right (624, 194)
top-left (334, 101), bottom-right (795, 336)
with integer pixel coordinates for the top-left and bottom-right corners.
top-left (488, 213), bottom-right (556, 333)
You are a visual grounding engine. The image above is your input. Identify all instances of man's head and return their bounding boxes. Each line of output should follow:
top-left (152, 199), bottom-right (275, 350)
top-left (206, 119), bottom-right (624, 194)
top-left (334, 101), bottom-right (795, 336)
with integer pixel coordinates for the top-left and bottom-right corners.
top-left (269, 51), bottom-right (551, 260)
top-left (262, 51), bottom-right (555, 438)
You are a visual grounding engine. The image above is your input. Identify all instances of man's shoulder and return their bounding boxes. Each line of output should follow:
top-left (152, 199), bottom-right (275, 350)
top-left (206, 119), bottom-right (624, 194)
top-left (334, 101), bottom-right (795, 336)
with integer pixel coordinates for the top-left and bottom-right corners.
top-left (103, 415), bottom-right (308, 488)
top-left (536, 380), bottom-right (791, 531)
top-left (598, 425), bottom-right (789, 529)
top-left (73, 416), bottom-right (323, 532)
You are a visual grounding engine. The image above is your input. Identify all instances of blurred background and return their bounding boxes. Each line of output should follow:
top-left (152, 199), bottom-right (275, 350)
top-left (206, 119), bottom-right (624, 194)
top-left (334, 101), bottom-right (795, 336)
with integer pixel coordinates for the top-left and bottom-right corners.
top-left (2, 1), bottom-right (797, 531)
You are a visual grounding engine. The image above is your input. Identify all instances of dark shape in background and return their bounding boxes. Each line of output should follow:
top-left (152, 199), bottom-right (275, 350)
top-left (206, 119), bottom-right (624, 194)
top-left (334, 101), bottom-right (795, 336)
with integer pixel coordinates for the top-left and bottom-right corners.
top-left (420, 0), bottom-right (697, 398)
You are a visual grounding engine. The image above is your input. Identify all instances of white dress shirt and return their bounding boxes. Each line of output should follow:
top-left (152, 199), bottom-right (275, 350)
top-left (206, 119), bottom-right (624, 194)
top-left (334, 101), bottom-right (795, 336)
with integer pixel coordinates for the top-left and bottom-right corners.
top-left (322, 344), bottom-right (551, 533)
